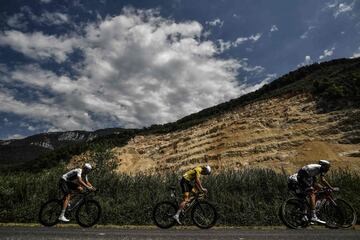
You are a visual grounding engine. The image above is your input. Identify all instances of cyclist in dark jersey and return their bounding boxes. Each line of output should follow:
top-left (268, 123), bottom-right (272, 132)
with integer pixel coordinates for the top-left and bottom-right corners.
top-left (58, 163), bottom-right (95, 222)
top-left (296, 160), bottom-right (333, 224)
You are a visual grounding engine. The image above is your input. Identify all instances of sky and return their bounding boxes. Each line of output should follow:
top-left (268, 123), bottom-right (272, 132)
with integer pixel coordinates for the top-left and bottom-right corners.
top-left (0, 0), bottom-right (360, 140)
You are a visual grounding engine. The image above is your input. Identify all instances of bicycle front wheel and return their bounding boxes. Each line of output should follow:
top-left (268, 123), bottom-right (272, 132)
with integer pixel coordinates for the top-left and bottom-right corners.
top-left (280, 198), bottom-right (309, 229)
top-left (320, 198), bottom-right (357, 228)
top-left (75, 200), bottom-right (101, 227)
top-left (152, 201), bottom-right (177, 229)
top-left (191, 201), bottom-right (217, 229)
top-left (38, 199), bottom-right (62, 227)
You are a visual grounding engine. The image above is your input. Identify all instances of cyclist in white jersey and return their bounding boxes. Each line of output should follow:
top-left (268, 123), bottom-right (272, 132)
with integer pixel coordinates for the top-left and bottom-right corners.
top-left (296, 160), bottom-right (333, 224)
top-left (58, 163), bottom-right (95, 222)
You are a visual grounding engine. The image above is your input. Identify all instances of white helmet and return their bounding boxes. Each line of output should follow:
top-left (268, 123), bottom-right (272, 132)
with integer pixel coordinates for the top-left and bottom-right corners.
top-left (319, 160), bottom-right (330, 172)
top-left (84, 163), bottom-right (92, 170)
top-left (203, 165), bottom-right (211, 175)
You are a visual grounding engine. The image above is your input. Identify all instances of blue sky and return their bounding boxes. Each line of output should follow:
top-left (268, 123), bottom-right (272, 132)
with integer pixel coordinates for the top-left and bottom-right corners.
top-left (0, 0), bottom-right (359, 140)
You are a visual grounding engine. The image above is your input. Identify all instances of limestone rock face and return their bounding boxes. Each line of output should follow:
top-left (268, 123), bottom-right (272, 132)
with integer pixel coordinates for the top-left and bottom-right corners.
top-left (78, 93), bottom-right (359, 174)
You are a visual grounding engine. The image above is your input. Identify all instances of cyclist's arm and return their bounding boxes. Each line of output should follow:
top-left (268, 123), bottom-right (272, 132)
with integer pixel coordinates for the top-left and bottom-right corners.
top-left (195, 176), bottom-right (206, 192)
top-left (78, 177), bottom-right (93, 190)
top-left (319, 175), bottom-right (333, 189)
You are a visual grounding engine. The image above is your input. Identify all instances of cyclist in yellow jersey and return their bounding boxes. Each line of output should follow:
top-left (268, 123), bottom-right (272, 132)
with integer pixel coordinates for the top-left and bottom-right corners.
top-left (173, 165), bottom-right (211, 224)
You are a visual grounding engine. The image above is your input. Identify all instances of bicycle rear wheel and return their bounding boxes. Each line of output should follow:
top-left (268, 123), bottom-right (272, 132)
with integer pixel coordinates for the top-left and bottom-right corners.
top-left (75, 200), bottom-right (101, 227)
top-left (39, 199), bottom-right (62, 227)
top-left (152, 201), bottom-right (177, 229)
top-left (280, 198), bottom-right (309, 229)
top-left (191, 201), bottom-right (217, 229)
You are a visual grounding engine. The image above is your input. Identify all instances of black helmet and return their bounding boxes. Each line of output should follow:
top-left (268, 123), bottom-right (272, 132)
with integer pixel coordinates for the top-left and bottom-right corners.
top-left (319, 160), bottom-right (330, 173)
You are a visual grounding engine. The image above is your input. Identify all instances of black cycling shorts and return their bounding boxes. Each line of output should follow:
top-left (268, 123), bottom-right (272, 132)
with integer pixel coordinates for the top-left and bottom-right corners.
top-left (59, 179), bottom-right (79, 196)
top-left (180, 178), bottom-right (193, 193)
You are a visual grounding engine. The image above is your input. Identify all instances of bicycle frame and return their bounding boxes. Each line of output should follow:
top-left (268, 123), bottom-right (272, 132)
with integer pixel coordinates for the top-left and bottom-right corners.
top-left (169, 187), bottom-right (205, 213)
top-left (67, 190), bottom-right (94, 212)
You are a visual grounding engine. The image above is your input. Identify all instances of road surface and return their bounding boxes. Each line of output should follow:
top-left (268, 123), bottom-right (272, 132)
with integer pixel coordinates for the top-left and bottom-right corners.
top-left (0, 226), bottom-right (359, 240)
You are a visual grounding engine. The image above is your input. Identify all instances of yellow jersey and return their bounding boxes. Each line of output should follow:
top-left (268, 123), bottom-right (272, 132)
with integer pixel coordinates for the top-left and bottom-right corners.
top-left (183, 166), bottom-right (203, 181)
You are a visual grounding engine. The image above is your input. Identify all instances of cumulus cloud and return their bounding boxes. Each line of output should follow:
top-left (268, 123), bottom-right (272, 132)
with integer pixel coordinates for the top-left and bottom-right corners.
top-left (319, 47), bottom-right (335, 59)
top-left (206, 18), bottom-right (224, 27)
top-left (0, 8), bottom-right (270, 132)
top-left (0, 31), bottom-right (78, 63)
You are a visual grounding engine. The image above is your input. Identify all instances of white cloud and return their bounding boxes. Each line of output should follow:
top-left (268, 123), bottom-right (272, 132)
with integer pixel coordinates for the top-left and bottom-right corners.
top-left (40, 0), bottom-right (52, 3)
top-left (351, 47), bottom-right (360, 58)
top-left (0, 31), bottom-right (78, 63)
top-left (217, 33), bottom-right (262, 53)
top-left (234, 33), bottom-right (262, 46)
top-left (0, 8), bottom-right (271, 132)
top-left (300, 26), bottom-right (316, 39)
top-left (334, 2), bottom-right (354, 17)
top-left (319, 47), bottom-right (335, 59)
top-left (18, 6), bottom-right (69, 26)
top-left (325, 1), bottom-right (355, 18)
top-left (270, 25), bottom-right (278, 32)
top-left (298, 55), bottom-right (313, 67)
top-left (206, 18), bottom-right (224, 28)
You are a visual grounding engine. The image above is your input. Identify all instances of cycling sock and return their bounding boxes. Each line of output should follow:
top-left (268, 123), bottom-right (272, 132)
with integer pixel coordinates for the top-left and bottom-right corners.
top-left (175, 209), bottom-right (182, 217)
top-left (60, 209), bottom-right (65, 217)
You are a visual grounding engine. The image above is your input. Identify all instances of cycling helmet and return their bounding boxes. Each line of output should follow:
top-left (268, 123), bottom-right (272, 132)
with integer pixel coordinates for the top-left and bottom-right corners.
top-left (83, 163), bottom-right (92, 170)
top-left (319, 160), bottom-right (330, 173)
top-left (203, 165), bottom-right (211, 175)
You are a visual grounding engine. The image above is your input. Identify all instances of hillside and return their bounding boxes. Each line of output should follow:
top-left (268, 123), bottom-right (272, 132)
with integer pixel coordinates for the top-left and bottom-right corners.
top-left (69, 57), bottom-right (360, 174)
top-left (2, 57), bottom-right (360, 173)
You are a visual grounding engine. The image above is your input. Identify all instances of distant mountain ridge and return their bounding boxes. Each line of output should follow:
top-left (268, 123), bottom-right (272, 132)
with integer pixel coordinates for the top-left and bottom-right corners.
top-left (0, 128), bottom-right (128, 166)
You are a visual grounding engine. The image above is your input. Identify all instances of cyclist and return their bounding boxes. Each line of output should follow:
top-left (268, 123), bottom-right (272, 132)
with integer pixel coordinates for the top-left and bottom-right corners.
top-left (58, 163), bottom-right (96, 222)
top-left (296, 160), bottom-right (333, 224)
top-left (173, 165), bottom-right (211, 224)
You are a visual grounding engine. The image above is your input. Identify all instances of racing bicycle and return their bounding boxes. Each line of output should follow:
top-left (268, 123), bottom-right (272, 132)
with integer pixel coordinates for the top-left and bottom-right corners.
top-left (152, 186), bottom-right (218, 229)
top-left (39, 189), bottom-right (101, 228)
top-left (280, 187), bottom-right (356, 229)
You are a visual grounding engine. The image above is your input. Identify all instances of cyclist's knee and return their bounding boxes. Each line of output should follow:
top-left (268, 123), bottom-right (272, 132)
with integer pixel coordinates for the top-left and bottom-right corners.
top-left (183, 192), bottom-right (190, 201)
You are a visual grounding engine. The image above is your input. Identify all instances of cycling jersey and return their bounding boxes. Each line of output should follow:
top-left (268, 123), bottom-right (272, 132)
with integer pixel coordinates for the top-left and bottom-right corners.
top-left (297, 164), bottom-right (324, 191)
top-left (62, 168), bottom-right (88, 183)
top-left (300, 164), bottom-right (324, 177)
top-left (183, 166), bottom-right (203, 182)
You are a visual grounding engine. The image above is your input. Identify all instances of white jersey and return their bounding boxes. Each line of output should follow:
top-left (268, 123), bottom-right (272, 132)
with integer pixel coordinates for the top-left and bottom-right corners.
top-left (301, 164), bottom-right (323, 177)
top-left (62, 168), bottom-right (88, 183)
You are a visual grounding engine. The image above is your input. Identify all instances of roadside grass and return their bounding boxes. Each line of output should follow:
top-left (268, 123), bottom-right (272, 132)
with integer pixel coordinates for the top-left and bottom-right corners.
top-left (1, 151), bottom-right (359, 226)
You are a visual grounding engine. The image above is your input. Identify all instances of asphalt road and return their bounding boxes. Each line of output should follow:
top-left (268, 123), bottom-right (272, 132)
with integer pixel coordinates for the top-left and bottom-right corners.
top-left (0, 227), bottom-right (359, 240)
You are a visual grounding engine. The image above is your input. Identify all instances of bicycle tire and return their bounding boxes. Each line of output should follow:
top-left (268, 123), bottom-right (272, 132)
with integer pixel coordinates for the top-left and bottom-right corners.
top-left (335, 199), bottom-right (357, 228)
top-left (280, 198), bottom-right (309, 229)
top-left (75, 199), bottom-right (101, 227)
top-left (38, 199), bottom-right (62, 227)
top-left (320, 198), bottom-right (357, 229)
top-left (191, 201), bottom-right (217, 229)
top-left (152, 201), bottom-right (177, 229)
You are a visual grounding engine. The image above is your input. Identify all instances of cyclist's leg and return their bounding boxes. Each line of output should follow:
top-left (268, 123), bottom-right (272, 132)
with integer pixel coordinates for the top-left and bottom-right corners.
top-left (173, 178), bottom-right (192, 223)
top-left (59, 179), bottom-right (72, 221)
